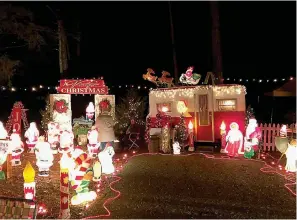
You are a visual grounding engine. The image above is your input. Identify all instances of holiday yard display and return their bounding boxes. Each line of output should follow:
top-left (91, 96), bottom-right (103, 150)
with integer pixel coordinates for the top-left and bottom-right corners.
top-left (92, 161), bottom-right (102, 182)
top-left (51, 94), bottom-right (72, 131)
top-left (24, 122), bottom-right (39, 153)
top-left (225, 122), bottom-right (243, 157)
top-left (179, 66), bottom-right (201, 85)
top-left (98, 143), bottom-right (115, 175)
top-left (95, 114), bottom-right (116, 151)
top-left (285, 139), bottom-right (297, 172)
top-left (87, 128), bottom-right (100, 158)
top-left (35, 136), bottom-right (54, 176)
top-left (59, 130), bottom-right (74, 154)
top-left (173, 141), bottom-right (181, 155)
top-left (143, 68), bottom-right (175, 87)
top-left (188, 121), bottom-right (194, 151)
top-left (244, 118), bottom-right (262, 155)
top-left (5, 102), bottom-right (29, 135)
top-left (245, 105), bottom-right (255, 127)
top-left (47, 122), bottom-right (61, 154)
top-left (86, 102), bottom-right (95, 121)
top-left (10, 129), bottom-right (24, 166)
top-left (220, 121), bottom-right (227, 153)
top-left (0, 140), bottom-right (9, 180)
top-left (23, 161), bottom-right (36, 200)
top-left (175, 115), bottom-right (189, 149)
top-left (0, 122), bottom-right (8, 139)
top-left (148, 84), bottom-right (246, 143)
top-left (95, 95), bottom-right (115, 119)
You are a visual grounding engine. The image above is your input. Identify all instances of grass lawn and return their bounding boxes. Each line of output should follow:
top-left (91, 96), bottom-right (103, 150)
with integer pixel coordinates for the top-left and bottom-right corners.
top-left (104, 154), bottom-right (296, 219)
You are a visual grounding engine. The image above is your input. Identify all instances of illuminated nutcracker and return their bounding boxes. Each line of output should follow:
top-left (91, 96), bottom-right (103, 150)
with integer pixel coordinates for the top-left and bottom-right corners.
top-left (24, 122), bottom-right (39, 153)
top-left (188, 121), bottom-right (194, 152)
top-left (23, 161), bottom-right (36, 200)
top-left (59, 153), bottom-right (71, 219)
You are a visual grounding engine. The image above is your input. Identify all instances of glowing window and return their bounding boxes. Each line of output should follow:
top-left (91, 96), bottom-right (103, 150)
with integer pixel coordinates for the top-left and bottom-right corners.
top-left (217, 99), bottom-right (237, 111)
top-left (156, 103), bottom-right (172, 113)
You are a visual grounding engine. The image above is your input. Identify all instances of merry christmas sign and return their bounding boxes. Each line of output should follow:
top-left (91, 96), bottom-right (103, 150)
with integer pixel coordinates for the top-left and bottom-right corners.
top-left (57, 79), bottom-right (108, 95)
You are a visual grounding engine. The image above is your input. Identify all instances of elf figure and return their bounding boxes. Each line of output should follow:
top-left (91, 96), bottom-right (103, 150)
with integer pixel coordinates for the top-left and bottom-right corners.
top-left (244, 145), bottom-right (255, 159)
top-left (98, 143), bottom-right (115, 174)
top-left (35, 136), bottom-right (54, 176)
top-left (10, 129), bottom-right (24, 166)
top-left (59, 130), bottom-right (74, 154)
top-left (0, 122), bottom-right (8, 140)
top-left (24, 122), bottom-right (39, 153)
top-left (285, 139), bottom-right (297, 172)
top-left (87, 128), bottom-right (100, 158)
top-left (47, 122), bottom-right (61, 154)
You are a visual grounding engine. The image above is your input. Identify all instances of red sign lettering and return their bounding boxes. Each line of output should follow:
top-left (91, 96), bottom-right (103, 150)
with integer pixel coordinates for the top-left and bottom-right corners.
top-left (57, 79), bottom-right (109, 95)
top-left (12, 107), bottom-right (22, 134)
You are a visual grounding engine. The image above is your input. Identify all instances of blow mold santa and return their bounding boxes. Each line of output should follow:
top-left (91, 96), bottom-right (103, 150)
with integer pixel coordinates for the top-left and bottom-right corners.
top-left (24, 122), bottom-right (39, 153)
top-left (35, 136), bottom-right (54, 176)
top-left (225, 122), bottom-right (243, 157)
top-left (10, 129), bottom-right (24, 166)
top-left (244, 118), bottom-right (262, 154)
top-left (47, 122), bottom-right (61, 154)
top-left (0, 121), bottom-right (8, 140)
top-left (87, 127), bottom-right (100, 158)
top-left (59, 130), bottom-right (74, 154)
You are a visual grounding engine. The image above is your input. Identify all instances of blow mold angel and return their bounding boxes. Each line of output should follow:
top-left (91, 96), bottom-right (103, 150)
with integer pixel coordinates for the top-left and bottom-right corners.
top-left (24, 122), bottom-right (39, 153)
top-left (10, 129), bottom-right (24, 166)
top-left (47, 122), bottom-right (61, 154)
top-left (87, 127), bottom-right (100, 158)
top-left (59, 130), bottom-right (74, 154)
top-left (35, 136), bottom-right (54, 176)
top-left (179, 66), bottom-right (201, 85)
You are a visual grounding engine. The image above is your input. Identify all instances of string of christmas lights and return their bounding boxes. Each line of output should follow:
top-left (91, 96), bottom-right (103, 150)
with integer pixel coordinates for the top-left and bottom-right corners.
top-left (0, 76), bottom-right (294, 93)
top-left (84, 151), bottom-right (296, 219)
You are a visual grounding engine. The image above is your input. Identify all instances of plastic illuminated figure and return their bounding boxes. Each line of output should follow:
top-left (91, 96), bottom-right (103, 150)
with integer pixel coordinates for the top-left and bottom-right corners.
top-left (285, 139), bottom-right (297, 172)
top-left (59, 130), bottom-right (74, 154)
top-left (86, 102), bottom-right (95, 121)
top-left (173, 141), bottom-right (181, 155)
top-left (225, 122), bottom-right (243, 157)
top-left (47, 122), bottom-right (61, 154)
top-left (98, 143), bottom-right (115, 174)
top-left (24, 122), bottom-right (39, 153)
top-left (87, 127), bottom-right (100, 158)
top-left (0, 122), bottom-right (8, 140)
top-left (179, 66), bottom-right (201, 85)
top-left (10, 129), bottom-right (24, 166)
top-left (23, 161), bottom-right (36, 200)
top-left (35, 136), bottom-right (54, 176)
top-left (0, 143), bottom-right (9, 180)
top-left (244, 118), bottom-right (262, 154)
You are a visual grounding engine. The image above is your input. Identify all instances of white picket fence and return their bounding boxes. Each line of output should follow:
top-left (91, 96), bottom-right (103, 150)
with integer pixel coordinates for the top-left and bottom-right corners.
top-left (259, 123), bottom-right (296, 152)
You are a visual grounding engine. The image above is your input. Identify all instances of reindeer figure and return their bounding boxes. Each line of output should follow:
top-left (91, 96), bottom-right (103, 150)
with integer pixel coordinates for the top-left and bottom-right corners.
top-left (143, 68), bottom-right (158, 85)
top-left (158, 71), bottom-right (175, 88)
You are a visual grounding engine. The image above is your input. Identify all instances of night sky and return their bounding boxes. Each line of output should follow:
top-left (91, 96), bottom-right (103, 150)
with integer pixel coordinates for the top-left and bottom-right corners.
top-left (6, 1), bottom-right (296, 86)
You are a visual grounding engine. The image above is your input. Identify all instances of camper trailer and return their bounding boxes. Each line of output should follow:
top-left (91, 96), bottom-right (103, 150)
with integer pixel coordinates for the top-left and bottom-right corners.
top-left (148, 84), bottom-right (247, 143)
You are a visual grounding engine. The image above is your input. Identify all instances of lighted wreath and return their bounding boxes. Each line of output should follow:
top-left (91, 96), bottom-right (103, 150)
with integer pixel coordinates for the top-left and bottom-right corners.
top-left (54, 99), bottom-right (68, 114)
top-left (99, 99), bottom-right (112, 113)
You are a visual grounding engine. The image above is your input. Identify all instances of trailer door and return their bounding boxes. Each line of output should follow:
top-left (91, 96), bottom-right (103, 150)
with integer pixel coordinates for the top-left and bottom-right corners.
top-left (196, 94), bottom-right (214, 142)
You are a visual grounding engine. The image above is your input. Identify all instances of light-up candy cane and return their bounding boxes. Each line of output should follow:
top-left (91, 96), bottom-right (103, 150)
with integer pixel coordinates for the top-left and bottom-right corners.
top-left (70, 153), bottom-right (97, 205)
top-left (59, 153), bottom-right (71, 219)
top-left (220, 121), bottom-right (227, 153)
top-left (23, 161), bottom-right (36, 201)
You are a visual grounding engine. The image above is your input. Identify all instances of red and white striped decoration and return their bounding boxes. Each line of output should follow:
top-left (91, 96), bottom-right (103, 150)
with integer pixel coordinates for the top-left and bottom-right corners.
top-left (71, 153), bottom-right (92, 191)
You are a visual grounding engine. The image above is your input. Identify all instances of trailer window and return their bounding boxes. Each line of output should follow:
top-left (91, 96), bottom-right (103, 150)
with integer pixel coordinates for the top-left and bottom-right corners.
top-left (217, 99), bottom-right (237, 111)
top-left (198, 95), bottom-right (209, 125)
top-left (156, 103), bottom-right (172, 113)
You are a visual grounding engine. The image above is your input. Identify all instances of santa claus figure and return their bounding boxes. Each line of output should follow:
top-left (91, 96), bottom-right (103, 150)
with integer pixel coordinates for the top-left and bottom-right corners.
top-left (35, 136), bottom-right (54, 176)
top-left (47, 122), bottom-right (61, 154)
top-left (225, 122), bottom-right (243, 157)
top-left (59, 130), bottom-right (74, 154)
top-left (86, 102), bottom-right (95, 121)
top-left (98, 143), bottom-right (115, 174)
top-left (10, 129), bottom-right (24, 166)
top-left (87, 127), bottom-right (100, 158)
top-left (24, 122), bottom-right (39, 153)
top-left (0, 121), bottom-right (8, 140)
top-left (244, 118), bottom-right (262, 154)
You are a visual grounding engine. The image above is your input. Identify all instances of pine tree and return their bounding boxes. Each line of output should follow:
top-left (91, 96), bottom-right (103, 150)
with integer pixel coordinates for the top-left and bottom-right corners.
top-left (176, 115), bottom-right (188, 145)
top-left (114, 89), bottom-right (146, 138)
top-left (40, 95), bottom-right (53, 131)
top-left (245, 105), bottom-right (255, 127)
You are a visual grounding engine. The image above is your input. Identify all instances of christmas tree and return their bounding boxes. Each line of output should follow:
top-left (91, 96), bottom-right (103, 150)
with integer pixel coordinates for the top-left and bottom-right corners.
top-left (114, 89), bottom-right (146, 138)
top-left (175, 115), bottom-right (188, 145)
top-left (40, 95), bottom-right (53, 131)
top-left (245, 105), bottom-right (255, 127)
